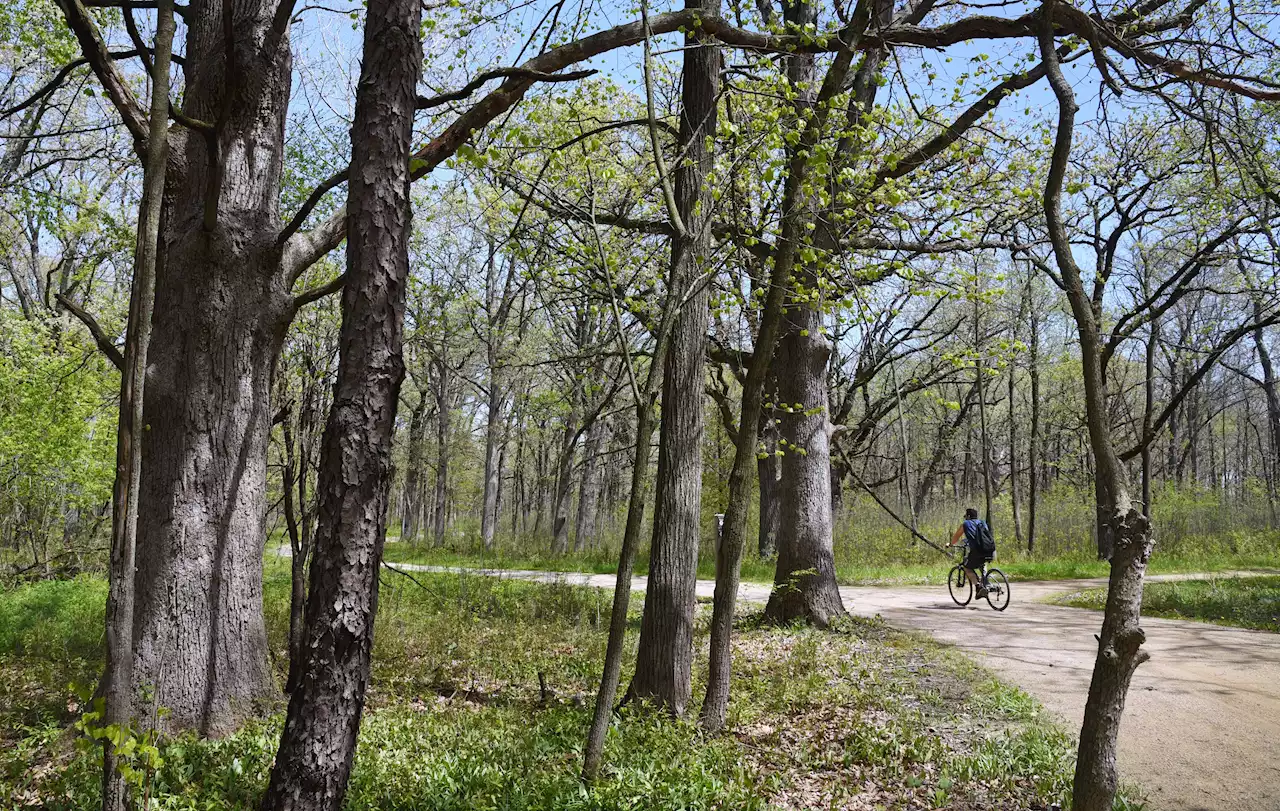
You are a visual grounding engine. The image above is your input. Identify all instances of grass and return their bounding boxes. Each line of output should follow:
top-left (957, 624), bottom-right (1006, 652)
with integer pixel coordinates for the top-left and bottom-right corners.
top-left (379, 535), bottom-right (1280, 588)
top-left (0, 560), bottom-right (1142, 810)
top-left (1053, 575), bottom-right (1280, 633)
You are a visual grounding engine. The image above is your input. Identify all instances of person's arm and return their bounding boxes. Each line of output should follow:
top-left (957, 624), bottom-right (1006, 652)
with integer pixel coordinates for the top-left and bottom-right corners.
top-left (949, 525), bottom-right (965, 546)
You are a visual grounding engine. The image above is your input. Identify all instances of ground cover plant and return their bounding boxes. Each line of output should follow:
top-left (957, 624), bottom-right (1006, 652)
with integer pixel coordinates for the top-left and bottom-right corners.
top-left (0, 567), bottom-right (1136, 809)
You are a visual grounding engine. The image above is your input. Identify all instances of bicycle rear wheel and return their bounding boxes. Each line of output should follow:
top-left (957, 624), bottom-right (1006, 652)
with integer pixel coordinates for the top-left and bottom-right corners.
top-left (948, 565), bottom-right (972, 606)
top-left (984, 569), bottom-right (1010, 611)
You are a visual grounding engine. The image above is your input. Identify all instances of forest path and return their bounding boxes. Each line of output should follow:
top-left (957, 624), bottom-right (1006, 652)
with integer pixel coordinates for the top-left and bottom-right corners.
top-left (370, 553), bottom-right (1280, 810)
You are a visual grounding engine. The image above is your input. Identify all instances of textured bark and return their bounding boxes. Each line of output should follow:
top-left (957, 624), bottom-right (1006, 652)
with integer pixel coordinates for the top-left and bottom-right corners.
top-left (763, 309), bottom-right (847, 627)
top-left (626, 0), bottom-right (719, 716)
top-left (757, 452), bottom-right (780, 558)
top-left (259, 0), bottom-right (420, 805)
top-left (702, 0), bottom-right (870, 730)
top-left (759, 0), bottom-right (846, 629)
top-left (124, 0), bottom-right (295, 736)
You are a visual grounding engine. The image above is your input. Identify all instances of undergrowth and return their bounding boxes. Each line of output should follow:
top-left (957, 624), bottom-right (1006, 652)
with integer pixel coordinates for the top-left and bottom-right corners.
top-left (3, 564), bottom-right (1139, 809)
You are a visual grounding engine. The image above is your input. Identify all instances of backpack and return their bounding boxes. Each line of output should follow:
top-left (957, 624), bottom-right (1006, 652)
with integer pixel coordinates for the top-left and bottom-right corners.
top-left (977, 520), bottom-right (996, 554)
top-left (964, 518), bottom-right (995, 554)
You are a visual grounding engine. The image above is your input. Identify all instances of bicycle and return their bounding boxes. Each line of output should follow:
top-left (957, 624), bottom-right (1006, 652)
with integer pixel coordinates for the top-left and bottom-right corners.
top-left (947, 543), bottom-right (1010, 611)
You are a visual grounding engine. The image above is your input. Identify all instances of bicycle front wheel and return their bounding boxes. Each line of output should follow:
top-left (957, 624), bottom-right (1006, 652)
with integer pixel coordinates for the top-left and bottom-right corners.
top-left (984, 569), bottom-right (1010, 611)
top-left (948, 565), bottom-right (972, 606)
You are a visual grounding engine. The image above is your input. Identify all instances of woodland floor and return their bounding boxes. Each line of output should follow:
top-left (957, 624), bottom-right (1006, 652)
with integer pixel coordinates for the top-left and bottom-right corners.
top-left (365, 560), bottom-right (1280, 811)
top-left (3, 564), bottom-right (1105, 810)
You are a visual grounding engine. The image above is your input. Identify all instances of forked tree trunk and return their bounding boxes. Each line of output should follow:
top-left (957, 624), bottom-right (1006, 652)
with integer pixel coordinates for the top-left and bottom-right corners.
top-left (760, 0), bottom-right (846, 630)
top-left (259, 0), bottom-right (420, 804)
top-left (627, 0), bottom-right (717, 709)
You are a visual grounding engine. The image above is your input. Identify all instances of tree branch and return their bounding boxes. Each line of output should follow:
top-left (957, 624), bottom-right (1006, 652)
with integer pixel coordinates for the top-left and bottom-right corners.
top-left (52, 0), bottom-right (149, 151)
top-left (292, 272), bottom-right (347, 311)
top-left (417, 68), bottom-right (598, 110)
top-left (56, 293), bottom-right (125, 370)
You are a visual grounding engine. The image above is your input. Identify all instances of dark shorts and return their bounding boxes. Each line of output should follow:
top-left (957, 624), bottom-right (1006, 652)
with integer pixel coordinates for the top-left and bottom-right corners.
top-left (965, 548), bottom-right (991, 570)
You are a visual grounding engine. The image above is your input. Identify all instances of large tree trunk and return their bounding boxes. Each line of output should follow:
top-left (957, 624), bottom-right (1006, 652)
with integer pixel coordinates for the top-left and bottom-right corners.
top-left (760, 0), bottom-right (846, 630)
top-left (120, 0), bottom-right (297, 737)
top-left (259, 0), bottom-right (420, 803)
top-left (764, 306), bottom-right (846, 627)
top-left (626, 0), bottom-right (717, 713)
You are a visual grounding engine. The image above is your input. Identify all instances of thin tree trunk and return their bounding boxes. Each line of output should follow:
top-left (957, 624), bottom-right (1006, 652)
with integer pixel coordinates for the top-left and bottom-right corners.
top-left (481, 375), bottom-right (504, 550)
top-left (974, 294), bottom-right (994, 528)
top-left (1253, 323), bottom-right (1280, 524)
top-left (259, 0), bottom-right (420, 804)
top-left (433, 358), bottom-right (450, 547)
top-left (574, 420), bottom-right (606, 552)
top-left (1038, 20), bottom-right (1155, 811)
top-left (1027, 277), bottom-right (1041, 552)
top-left (702, 4), bottom-right (871, 728)
top-left (627, 0), bottom-right (718, 714)
top-left (102, 3), bottom-right (172, 804)
top-left (1009, 361), bottom-right (1024, 544)
top-left (401, 392), bottom-right (428, 543)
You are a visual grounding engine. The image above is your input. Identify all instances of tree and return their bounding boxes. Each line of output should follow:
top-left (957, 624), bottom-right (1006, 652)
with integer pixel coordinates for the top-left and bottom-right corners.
top-left (101, 1), bottom-right (171, 805)
top-left (259, 0), bottom-right (421, 802)
top-left (627, 0), bottom-right (721, 715)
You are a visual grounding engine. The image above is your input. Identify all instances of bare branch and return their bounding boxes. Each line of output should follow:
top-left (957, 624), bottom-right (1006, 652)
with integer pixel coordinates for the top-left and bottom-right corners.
top-left (56, 293), bottom-right (125, 370)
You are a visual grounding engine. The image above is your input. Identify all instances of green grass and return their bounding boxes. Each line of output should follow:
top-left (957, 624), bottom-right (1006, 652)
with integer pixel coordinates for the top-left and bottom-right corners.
top-left (1, 562), bottom-right (1141, 810)
top-left (379, 536), bottom-right (1280, 588)
top-left (1053, 575), bottom-right (1280, 633)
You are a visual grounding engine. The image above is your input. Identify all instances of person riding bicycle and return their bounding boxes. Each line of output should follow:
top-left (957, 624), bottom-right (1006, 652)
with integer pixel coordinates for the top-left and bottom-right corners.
top-left (948, 507), bottom-right (995, 597)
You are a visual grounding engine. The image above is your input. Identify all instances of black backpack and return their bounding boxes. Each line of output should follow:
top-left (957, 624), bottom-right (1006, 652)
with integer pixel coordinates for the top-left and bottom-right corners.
top-left (977, 520), bottom-right (996, 553)
top-left (966, 518), bottom-right (995, 553)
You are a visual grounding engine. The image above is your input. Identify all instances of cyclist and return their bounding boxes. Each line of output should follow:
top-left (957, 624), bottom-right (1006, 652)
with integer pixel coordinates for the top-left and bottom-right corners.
top-left (948, 507), bottom-right (995, 598)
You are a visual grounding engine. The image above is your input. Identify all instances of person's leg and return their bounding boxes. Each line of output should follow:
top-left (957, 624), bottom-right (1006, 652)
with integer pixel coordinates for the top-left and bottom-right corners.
top-left (964, 564), bottom-right (987, 594)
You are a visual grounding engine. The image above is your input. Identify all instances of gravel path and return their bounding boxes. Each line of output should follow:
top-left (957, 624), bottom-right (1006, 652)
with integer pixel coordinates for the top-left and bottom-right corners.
top-left (368, 554), bottom-right (1280, 810)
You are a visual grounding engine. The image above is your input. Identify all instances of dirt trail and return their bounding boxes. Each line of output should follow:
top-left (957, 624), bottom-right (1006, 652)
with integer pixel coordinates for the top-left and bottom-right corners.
top-left (373, 555), bottom-right (1280, 810)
